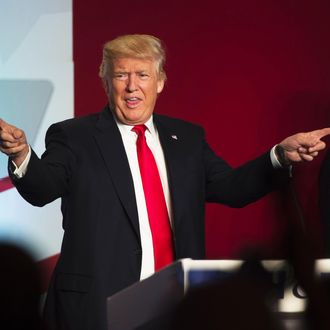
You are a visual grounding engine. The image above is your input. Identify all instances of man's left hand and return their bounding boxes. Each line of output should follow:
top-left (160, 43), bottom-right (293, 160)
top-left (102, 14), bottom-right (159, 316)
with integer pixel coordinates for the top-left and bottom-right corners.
top-left (279, 128), bottom-right (330, 164)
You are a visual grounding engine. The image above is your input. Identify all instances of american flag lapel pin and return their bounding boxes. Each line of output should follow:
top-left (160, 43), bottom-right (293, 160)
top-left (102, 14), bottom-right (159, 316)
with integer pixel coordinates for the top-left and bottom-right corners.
top-left (171, 135), bottom-right (178, 140)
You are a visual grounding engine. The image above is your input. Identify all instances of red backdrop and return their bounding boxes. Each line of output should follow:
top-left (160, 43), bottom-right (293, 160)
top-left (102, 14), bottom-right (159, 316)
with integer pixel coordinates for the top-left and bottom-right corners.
top-left (73, 0), bottom-right (330, 258)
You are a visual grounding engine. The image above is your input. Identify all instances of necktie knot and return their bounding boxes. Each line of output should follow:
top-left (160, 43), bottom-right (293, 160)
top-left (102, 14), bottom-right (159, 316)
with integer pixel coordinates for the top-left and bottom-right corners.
top-left (132, 125), bottom-right (147, 137)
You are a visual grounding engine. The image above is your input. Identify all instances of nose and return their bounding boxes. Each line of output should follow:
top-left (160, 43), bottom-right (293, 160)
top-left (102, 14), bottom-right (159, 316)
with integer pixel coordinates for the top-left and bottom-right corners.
top-left (126, 74), bottom-right (138, 92)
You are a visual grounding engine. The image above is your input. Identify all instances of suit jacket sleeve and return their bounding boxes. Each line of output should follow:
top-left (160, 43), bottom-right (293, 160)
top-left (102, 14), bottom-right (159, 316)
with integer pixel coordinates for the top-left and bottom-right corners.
top-left (9, 123), bottom-right (76, 206)
top-left (203, 137), bottom-right (290, 208)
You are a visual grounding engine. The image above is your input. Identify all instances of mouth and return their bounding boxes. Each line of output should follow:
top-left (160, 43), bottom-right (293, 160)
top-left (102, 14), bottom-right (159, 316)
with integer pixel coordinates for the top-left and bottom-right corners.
top-left (125, 97), bottom-right (141, 108)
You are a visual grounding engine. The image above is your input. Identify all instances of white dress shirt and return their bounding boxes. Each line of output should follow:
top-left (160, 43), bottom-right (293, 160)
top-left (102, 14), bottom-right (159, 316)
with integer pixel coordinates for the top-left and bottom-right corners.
top-left (115, 116), bottom-right (173, 280)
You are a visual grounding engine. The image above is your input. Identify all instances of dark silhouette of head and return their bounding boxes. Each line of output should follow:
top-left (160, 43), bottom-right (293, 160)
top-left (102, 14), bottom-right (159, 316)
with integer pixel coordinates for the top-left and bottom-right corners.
top-left (0, 242), bottom-right (43, 330)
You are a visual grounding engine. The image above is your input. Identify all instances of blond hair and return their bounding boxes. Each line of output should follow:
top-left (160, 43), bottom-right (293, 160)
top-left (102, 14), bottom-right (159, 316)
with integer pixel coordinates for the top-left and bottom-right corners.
top-left (99, 34), bottom-right (167, 83)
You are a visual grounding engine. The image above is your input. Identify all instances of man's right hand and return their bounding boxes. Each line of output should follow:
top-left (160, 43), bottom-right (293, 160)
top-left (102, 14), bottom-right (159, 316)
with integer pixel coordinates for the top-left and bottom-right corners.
top-left (0, 119), bottom-right (29, 167)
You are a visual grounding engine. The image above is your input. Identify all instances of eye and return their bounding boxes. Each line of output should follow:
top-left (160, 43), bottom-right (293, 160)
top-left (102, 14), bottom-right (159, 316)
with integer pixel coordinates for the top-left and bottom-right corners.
top-left (114, 73), bottom-right (127, 80)
top-left (138, 72), bottom-right (150, 80)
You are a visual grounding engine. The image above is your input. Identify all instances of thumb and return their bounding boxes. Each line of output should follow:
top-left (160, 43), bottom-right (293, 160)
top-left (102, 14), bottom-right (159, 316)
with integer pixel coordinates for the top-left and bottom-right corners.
top-left (13, 128), bottom-right (24, 139)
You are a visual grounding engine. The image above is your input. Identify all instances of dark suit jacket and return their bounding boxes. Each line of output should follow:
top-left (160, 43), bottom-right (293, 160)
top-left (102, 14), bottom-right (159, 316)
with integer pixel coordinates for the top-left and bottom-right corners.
top-left (12, 106), bottom-right (288, 330)
top-left (320, 150), bottom-right (330, 255)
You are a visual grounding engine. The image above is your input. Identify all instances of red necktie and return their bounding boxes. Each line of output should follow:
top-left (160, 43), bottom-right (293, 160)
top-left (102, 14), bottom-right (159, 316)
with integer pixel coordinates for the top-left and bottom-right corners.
top-left (132, 125), bottom-right (174, 271)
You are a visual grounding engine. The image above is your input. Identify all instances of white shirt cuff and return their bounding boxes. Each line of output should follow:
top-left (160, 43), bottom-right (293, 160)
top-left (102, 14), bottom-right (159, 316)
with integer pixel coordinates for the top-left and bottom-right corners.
top-left (270, 145), bottom-right (292, 177)
top-left (11, 145), bottom-right (31, 179)
top-left (270, 145), bottom-right (282, 168)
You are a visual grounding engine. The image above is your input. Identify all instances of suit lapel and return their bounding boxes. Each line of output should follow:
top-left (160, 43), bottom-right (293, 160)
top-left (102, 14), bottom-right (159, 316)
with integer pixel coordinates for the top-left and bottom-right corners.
top-left (154, 115), bottom-right (185, 227)
top-left (93, 107), bottom-right (140, 239)
top-left (92, 109), bottom-right (189, 239)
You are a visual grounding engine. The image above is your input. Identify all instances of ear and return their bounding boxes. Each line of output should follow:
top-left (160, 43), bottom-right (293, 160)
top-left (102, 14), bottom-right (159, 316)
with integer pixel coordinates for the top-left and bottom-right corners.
top-left (104, 78), bottom-right (110, 94)
top-left (157, 79), bottom-right (165, 94)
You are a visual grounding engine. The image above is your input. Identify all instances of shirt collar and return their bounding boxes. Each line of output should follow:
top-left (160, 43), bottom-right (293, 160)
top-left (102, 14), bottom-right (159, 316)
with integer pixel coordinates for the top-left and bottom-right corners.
top-left (114, 114), bottom-right (156, 137)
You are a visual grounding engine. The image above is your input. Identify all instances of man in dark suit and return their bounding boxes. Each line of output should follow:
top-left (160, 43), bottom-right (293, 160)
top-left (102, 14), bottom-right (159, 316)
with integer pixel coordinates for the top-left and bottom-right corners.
top-left (1, 34), bottom-right (330, 330)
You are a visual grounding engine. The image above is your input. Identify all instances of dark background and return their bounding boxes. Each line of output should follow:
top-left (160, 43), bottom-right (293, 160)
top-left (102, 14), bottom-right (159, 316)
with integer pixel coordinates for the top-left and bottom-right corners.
top-left (73, 0), bottom-right (330, 258)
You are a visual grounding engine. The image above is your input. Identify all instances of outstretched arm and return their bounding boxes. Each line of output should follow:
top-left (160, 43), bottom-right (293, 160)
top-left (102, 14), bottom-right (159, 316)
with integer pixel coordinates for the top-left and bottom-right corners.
top-left (0, 119), bottom-right (29, 167)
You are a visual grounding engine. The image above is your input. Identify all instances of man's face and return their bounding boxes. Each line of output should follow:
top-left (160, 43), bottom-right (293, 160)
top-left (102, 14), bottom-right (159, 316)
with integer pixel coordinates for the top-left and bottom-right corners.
top-left (106, 57), bottom-right (164, 125)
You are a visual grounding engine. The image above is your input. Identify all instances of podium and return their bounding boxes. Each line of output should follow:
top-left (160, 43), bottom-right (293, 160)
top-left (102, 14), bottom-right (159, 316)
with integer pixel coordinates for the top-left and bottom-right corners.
top-left (106, 259), bottom-right (330, 330)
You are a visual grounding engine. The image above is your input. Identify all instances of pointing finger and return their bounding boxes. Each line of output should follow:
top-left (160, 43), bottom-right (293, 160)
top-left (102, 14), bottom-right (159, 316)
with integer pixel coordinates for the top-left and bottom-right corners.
top-left (0, 119), bottom-right (14, 134)
top-left (0, 118), bottom-right (7, 129)
top-left (312, 127), bottom-right (330, 140)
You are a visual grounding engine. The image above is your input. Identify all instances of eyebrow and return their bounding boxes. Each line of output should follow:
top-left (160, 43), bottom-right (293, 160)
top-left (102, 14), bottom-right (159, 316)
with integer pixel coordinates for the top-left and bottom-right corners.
top-left (113, 70), bottom-right (149, 74)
